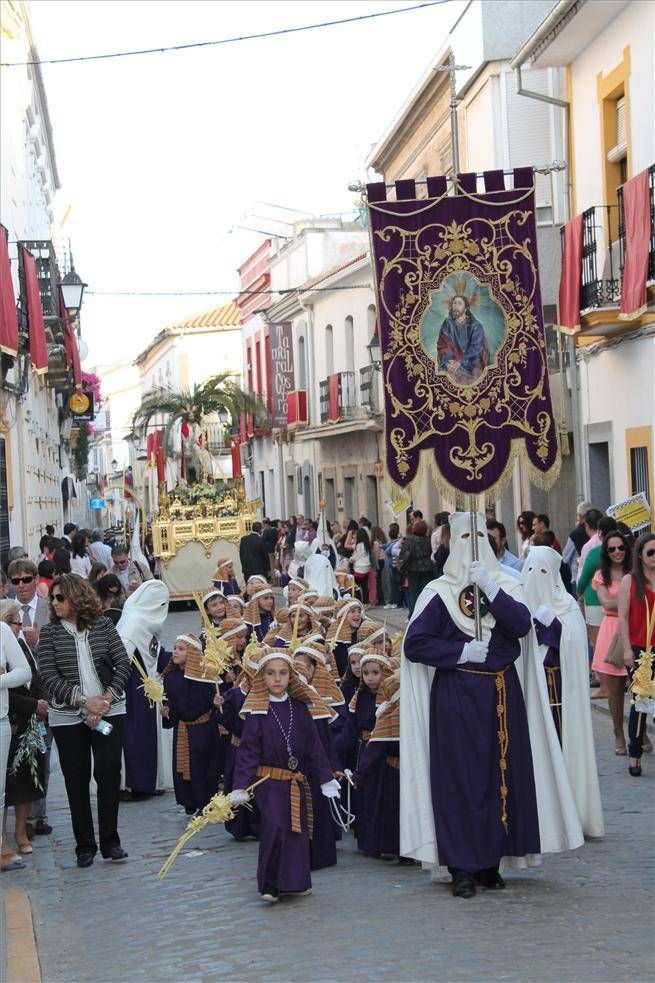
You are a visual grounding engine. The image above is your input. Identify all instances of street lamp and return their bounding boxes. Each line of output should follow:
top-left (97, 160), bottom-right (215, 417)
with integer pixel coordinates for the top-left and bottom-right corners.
top-left (60, 263), bottom-right (87, 317)
top-left (366, 332), bottom-right (381, 369)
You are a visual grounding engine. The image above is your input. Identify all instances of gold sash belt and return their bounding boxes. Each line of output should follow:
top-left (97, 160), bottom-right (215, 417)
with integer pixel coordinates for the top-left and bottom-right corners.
top-left (256, 764), bottom-right (313, 838)
top-left (457, 665), bottom-right (509, 832)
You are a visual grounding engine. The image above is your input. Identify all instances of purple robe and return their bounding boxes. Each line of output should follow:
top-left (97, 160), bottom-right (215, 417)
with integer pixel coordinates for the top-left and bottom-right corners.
top-left (535, 617), bottom-right (563, 743)
top-left (247, 610), bottom-right (275, 644)
top-left (347, 688), bottom-right (380, 855)
top-left (404, 590), bottom-right (540, 872)
top-left (163, 667), bottom-right (221, 814)
top-left (333, 628), bottom-right (359, 677)
top-left (309, 717), bottom-right (339, 870)
top-left (354, 739), bottom-right (399, 857)
top-left (233, 698), bottom-right (334, 893)
top-left (123, 649), bottom-right (158, 794)
top-left (220, 686), bottom-right (260, 840)
top-left (213, 576), bottom-right (240, 596)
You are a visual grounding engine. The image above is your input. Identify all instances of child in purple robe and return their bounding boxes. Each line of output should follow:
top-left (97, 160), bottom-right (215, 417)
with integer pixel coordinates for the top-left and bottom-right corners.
top-left (231, 646), bottom-right (339, 903)
top-left (243, 587), bottom-right (276, 643)
top-left (352, 670), bottom-right (403, 861)
top-left (161, 634), bottom-right (221, 815)
top-left (212, 558), bottom-right (240, 597)
top-left (293, 645), bottom-right (342, 870)
top-left (199, 590), bottom-right (228, 647)
top-left (346, 649), bottom-right (393, 857)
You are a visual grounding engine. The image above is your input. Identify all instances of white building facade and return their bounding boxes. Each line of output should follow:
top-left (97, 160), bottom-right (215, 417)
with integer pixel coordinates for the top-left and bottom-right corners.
top-left (514, 0), bottom-right (655, 512)
top-left (0, 0), bottom-right (89, 554)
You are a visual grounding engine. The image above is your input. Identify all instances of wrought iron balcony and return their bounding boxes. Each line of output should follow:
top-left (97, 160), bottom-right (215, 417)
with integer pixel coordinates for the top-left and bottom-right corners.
top-left (319, 371), bottom-right (357, 424)
top-left (359, 364), bottom-right (380, 413)
top-left (568, 164), bottom-right (655, 316)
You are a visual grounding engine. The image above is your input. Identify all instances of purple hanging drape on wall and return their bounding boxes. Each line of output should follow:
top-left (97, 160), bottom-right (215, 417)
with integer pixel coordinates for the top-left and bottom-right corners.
top-left (367, 171), bottom-right (560, 497)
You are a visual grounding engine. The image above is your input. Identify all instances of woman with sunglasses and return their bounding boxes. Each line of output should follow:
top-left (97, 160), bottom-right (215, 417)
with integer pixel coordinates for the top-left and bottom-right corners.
top-left (618, 532), bottom-right (655, 775)
top-left (36, 574), bottom-right (131, 866)
top-left (591, 532), bottom-right (632, 755)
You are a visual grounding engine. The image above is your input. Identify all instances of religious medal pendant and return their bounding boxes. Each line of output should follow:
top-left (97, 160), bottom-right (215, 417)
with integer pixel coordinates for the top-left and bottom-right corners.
top-left (288, 755), bottom-right (299, 772)
top-left (458, 585), bottom-right (490, 620)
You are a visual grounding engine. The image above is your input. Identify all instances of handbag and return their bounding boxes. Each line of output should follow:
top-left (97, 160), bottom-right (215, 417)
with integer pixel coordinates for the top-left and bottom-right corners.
top-left (604, 632), bottom-right (625, 669)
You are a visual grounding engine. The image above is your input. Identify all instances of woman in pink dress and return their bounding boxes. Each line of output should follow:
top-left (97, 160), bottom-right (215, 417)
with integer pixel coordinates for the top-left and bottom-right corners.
top-left (591, 532), bottom-right (631, 755)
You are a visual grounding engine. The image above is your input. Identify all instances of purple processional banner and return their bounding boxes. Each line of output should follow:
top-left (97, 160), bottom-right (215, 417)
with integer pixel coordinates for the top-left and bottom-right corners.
top-left (366, 169), bottom-right (560, 499)
top-left (269, 321), bottom-right (294, 429)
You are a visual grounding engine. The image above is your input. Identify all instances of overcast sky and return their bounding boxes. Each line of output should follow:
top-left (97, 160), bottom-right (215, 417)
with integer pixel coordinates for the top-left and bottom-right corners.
top-left (30, 0), bottom-right (464, 368)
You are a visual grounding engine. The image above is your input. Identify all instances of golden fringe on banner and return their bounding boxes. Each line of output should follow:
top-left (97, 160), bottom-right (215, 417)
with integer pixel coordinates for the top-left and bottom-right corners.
top-left (384, 437), bottom-right (562, 509)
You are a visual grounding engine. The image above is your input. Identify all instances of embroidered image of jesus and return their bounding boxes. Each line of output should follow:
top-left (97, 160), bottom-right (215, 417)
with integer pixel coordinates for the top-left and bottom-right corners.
top-left (436, 294), bottom-right (490, 383)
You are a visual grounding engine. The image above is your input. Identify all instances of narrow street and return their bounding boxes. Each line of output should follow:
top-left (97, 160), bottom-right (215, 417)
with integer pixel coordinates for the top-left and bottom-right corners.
top-left (4, 602), bottom-right (652, 983)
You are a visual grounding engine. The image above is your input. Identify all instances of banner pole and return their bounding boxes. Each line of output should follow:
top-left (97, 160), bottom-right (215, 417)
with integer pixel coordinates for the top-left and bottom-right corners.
top-left (469, 496), bottom-right (482, 641)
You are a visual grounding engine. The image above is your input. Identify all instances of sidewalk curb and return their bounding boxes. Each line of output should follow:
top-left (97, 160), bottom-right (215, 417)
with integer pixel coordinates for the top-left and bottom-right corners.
top-left (3, 887), bottom-right (41, 983)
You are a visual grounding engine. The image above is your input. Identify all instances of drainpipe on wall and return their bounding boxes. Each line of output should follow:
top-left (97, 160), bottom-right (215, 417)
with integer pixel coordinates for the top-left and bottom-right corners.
top-left (509, 2), bottom-right (587, 501)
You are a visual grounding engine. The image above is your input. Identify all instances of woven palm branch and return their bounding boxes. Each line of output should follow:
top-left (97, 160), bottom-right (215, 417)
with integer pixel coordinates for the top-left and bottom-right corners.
top-left (130, 372), bottom-right (264, 449)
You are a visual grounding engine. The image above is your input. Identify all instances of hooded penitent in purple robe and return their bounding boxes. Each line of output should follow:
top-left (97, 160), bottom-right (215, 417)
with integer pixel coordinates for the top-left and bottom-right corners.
top-left (233, 697), bottom-right (333, 894)
top-left (123, 650), bottom-right (158, 794)
top-left (404, 588), bottom-right (540, 872)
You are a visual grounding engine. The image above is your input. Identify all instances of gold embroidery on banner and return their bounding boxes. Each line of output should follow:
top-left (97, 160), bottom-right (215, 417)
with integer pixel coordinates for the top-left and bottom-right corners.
top-left (374, 209), bottom-right (560, 500)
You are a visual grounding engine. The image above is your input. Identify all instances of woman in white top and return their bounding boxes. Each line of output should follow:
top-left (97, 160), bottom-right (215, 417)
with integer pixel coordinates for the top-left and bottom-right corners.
top-left (352, 528), bottom-right (372, 604)
top-left (70, 532), bottom-right (92, 578)
top-left (1, 621), bottom-right (31, 871)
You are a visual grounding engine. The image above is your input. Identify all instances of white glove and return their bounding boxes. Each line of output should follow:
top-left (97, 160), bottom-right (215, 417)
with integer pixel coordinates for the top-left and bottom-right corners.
top-left (321, 778), bottom-right (341, 799)
top-left (458, 639), bottom-right (489, 665)
top-left (534, 604), bottom-right (556, 627)
top-left (229, 789), bottom-right (250, 806)
top-left (343, 768), bottom-right (355, 786)
top-left (469, 561), bottom-right (499, 601)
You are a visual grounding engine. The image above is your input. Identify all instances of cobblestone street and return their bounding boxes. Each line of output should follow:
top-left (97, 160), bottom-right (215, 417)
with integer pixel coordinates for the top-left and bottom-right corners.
top-left (2, 603), bottom-right (652, 982)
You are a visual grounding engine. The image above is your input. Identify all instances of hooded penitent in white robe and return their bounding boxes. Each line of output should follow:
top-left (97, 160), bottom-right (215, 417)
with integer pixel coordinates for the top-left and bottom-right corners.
top-left (521, 546), bottom-right (604, 838)
top-left (116, 579), bottom-right (173, 790)
top-left (400, 512), bottom-right (584, 873)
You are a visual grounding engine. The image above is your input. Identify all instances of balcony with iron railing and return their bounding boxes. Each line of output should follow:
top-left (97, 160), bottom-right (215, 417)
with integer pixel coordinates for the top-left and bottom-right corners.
top-left (319, 371), bottom-right (357, 424)
top-left (566, 164), bottom-right (655, 318)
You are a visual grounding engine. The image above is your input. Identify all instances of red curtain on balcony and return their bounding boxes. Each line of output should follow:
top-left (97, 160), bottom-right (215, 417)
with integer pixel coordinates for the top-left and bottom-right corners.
top-left (619, 168), bottom-right (650, 320)
top-left (556, 213), bottom-right (583, 332)
top-left (22, 246), bottom-right (48, 373)
top-left (328, 373), bottom-right (340, 423)
top-left (231, 436), bottom-right (242, 478)
top-left (0, 226), bottom-right (18, 356)
top-left (59, 288), bottom-right (82, 387)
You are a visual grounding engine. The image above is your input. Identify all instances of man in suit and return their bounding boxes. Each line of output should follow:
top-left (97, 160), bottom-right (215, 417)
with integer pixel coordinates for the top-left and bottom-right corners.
top-left (239, 521), bottom-right (270, 581)
top-left (8, 559), bottom-right (49, 644)
top-left (7, 558), bottom-right (52, 836)
top-left (261, 518), bottom-right (278, 581)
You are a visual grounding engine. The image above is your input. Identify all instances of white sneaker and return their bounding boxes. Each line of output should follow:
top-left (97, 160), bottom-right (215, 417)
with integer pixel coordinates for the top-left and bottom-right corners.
top-left (383, 603), bottom-right (393, 609)
top-left (389, 604), bottom-right (398, 609)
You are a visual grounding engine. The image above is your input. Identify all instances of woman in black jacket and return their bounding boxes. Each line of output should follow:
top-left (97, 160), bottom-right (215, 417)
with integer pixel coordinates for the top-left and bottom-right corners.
top-left (37, 574), bottom-right (131, 867)
top-left (398, 519), bottom-right (435, 616)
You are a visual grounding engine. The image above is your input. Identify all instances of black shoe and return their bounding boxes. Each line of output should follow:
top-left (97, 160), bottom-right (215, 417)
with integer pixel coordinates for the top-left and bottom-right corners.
top-left (25, 822), bottom-right (35, 841)
top-left (629, 763), bottom-right (642, 777)
top-left (34, 820), bottom-right (53, 835)
top-left (475, 867), bottom-right (506, 890)
top-left (76, 852), bottom-right (94, 868)
top-left (105, 847), bottom-right (128, 862)
top-left (452, 870), bottom-right (477, 899)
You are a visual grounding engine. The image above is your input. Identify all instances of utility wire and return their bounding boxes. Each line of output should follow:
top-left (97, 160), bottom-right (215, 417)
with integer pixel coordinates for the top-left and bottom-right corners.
top-left (1, 1), bottom-right (450, 67)
top-left (87, 285), bottom-right (371, 297)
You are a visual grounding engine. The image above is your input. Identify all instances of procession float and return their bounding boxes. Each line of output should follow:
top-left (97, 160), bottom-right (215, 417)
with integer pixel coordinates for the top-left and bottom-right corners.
top-left (129, 372), bottom-right (262, 600)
